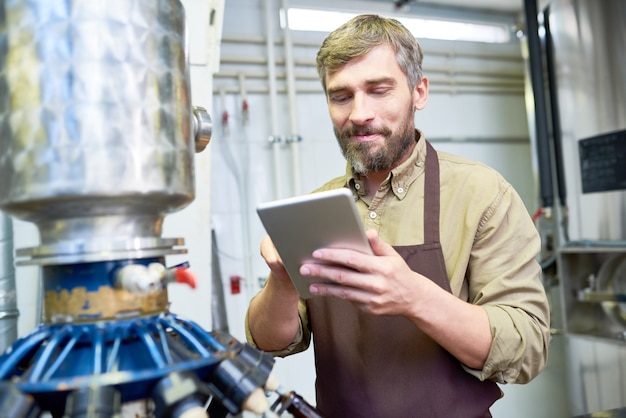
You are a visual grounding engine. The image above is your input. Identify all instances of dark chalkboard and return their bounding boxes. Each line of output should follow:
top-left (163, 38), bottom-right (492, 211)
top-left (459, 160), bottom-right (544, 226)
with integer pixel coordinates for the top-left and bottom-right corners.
top-left (579, 130), bottom-right (626, 194)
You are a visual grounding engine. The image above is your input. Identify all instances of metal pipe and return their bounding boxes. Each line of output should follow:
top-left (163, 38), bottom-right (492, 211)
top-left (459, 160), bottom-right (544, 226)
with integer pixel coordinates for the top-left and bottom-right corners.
top-left (214, 73), bottom-right (524, 91)
top-left (281, 0), bottom-right (302, 196)
top-left (265, 0), bottom-right (285, 199)
top-left (221, 35), bottom-right (524, 62)
top-left (210, 229), bottom-right (229, 333)
top-left (542, 6), bottom-right (567, 209)
top-left (237, 73), bottom-right (257, 299)
top-left (523, 0), bottom-right (554, 209)
top-left (214, 69), bottom-right (524, 85)
top-left (217, 55), bottom-right (523, 80)
top-left (212, 85), bottom-right (525, 95)
top-left (0, 213), bottom-right (18, 354)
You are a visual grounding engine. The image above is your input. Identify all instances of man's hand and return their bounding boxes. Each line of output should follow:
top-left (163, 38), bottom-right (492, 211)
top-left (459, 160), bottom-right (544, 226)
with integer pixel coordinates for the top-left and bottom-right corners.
top-left (300, 229), bottom-right (423, 317)
top-left (248, 235), bottom-right (301, 352)
top-left (260, 235), bottom-right (295, 286)
top-left (299, 229), bottom-right (492, 369)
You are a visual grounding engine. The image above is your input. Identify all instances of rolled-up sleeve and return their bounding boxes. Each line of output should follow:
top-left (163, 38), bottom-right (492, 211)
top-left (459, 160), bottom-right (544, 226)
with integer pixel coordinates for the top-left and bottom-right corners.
top-left (245, 297), bottom-right (312, 358)
top-left (460, 179), bottom-right (550, 383)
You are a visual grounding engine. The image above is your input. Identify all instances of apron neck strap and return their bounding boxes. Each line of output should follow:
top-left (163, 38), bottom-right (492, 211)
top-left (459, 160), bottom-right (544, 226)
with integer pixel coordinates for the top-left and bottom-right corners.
top-left (423, 140), bottom-right (441, 244)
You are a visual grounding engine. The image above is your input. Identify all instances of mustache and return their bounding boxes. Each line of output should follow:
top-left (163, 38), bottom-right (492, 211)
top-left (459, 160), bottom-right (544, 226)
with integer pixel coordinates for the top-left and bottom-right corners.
top-left (337, 125), bottom-right (391, 140)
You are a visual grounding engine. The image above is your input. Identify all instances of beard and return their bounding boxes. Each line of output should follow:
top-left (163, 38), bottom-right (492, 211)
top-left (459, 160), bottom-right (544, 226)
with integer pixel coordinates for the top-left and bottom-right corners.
top-left (334, 103), bottom-right (416, 175)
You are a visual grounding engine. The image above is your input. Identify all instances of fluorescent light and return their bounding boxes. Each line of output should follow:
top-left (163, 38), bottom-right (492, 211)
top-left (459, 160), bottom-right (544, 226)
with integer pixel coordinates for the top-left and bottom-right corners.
top-left (284, 8), bottom-right (510, 43)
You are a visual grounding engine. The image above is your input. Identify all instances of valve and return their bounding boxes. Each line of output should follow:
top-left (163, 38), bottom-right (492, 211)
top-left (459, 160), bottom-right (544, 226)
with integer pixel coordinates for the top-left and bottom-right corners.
top-left (202, 333), bottom-right (278, 416)
top-left (270, 389), bottom-right (324, 418)
top-left (152, 372), bottom-right (211, 418)
top-left (114, 262), bottom-right (196, 294)
top-left (193, 106), bottom-right (212, 153)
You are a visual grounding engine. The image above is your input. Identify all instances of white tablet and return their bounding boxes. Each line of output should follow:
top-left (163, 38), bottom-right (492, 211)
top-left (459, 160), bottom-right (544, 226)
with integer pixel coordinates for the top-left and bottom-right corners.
top-left (256, 188), bottom-right (372, 299)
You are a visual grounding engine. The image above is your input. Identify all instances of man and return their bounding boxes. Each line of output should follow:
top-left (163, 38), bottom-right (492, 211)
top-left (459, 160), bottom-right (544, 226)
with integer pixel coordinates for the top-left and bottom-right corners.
top-left (246, 14), bottom-right (550, 418)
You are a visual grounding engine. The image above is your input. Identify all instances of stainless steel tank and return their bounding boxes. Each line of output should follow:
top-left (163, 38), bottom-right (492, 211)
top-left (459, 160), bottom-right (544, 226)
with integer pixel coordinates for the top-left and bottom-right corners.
top-left (548, 0), bottom-right (626, 242)
top-left (0, 0), bottom-right (195, 265)
top-left (536, 0), bottom-right (626, 415)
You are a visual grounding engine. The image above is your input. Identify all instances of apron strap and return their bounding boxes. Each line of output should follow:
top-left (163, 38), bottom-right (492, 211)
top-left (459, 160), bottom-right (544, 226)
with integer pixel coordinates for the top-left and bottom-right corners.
top-left (424, 140), bottom-right (440, 244)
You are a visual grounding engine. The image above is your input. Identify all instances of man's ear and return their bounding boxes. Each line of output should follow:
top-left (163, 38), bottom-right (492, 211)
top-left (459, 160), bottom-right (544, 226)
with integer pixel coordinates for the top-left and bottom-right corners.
top-left (413, 76), bottom-right (429, 111)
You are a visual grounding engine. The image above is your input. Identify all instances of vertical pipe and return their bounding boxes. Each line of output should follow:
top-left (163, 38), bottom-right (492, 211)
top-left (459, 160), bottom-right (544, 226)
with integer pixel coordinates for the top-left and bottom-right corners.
top-left (542, 6), bottom-right (567, 208)
top-left (237, 73), bottom-right (256, 298)
top-left (0, 213), bottom-right (18, 353)
top-left (542, 5), bottom-right (569, 242)
top-left (265, 0), bottom-right (285, 199)
top-left (524, 0), bottom-right (554, 209)
top-left (211, 229), bottom-right (229, 333)
top-left (281, 0), bottom-right (302, 196)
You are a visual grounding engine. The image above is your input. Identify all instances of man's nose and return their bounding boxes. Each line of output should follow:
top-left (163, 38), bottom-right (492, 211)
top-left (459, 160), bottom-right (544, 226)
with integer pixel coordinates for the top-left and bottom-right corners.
top-left (348, 94), bottom-right (375, 124)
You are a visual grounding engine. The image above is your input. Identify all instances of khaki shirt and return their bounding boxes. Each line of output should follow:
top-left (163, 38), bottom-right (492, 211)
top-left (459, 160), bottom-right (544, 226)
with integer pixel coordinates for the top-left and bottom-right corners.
top-left (247, 132), bottom-right (550, 384)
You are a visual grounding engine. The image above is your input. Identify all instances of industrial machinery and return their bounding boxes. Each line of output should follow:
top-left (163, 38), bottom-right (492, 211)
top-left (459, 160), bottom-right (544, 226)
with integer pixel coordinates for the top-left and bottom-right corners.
top-left (0, 1), bottom-right (321, 417)
top-left (524, 0), bottom-right (626, 415)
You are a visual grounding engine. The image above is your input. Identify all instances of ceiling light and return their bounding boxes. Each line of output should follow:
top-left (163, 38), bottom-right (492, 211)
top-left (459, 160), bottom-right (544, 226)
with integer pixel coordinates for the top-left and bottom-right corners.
top-left (283, 8), bottom-right (510, 43)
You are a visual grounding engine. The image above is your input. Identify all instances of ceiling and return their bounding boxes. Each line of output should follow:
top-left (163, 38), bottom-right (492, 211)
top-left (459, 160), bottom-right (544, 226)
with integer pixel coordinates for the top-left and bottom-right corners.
top-left (403, 0), bottom-right (524, 13)
top-left (359, 0), bottom-right (528, 15)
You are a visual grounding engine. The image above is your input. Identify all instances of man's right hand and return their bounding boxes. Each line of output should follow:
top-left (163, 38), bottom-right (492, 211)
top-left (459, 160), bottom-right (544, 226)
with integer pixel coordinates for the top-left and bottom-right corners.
top-left (260, 235), bottom-right (293, 284)
top-left (248, 236), bottom-right (301, 352)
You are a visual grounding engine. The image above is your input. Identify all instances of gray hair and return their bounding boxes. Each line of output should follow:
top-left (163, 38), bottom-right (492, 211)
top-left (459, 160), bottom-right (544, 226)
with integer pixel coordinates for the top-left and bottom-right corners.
top-left (316, 14), bottom-right (424, 92)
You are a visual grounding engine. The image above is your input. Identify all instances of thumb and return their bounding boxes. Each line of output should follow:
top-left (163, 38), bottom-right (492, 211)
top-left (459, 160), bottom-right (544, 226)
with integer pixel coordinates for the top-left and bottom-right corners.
top-left (366, 229), bottom-right (396, 256)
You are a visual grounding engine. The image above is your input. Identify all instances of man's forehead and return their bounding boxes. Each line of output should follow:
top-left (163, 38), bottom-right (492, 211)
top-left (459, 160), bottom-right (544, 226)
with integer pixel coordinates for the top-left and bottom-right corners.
top-left (325, 49), bottom-right (405, 90)
top-left (327, 76), bottom-right (397, 93)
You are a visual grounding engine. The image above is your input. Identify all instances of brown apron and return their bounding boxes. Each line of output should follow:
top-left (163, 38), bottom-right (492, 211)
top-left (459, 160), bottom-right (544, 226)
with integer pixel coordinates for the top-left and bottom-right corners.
top-left (307, 141), bottom-right (501, 418)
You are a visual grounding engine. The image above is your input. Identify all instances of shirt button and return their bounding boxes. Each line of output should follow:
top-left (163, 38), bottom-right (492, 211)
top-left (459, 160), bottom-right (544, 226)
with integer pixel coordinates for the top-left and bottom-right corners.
top-left (397, 187), bottom-right (404, 194)
top-left (355, 184), bottom-right (361, 190)
top-left (369, 211), bottom-right (377, 219)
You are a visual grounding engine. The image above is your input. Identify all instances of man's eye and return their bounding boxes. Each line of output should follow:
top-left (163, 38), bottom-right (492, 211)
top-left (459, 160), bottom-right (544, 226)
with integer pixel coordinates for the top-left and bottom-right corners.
top-left (330, 94), bottom-right (350, 103)
top-left (372, 88), bottom-right (391, 95)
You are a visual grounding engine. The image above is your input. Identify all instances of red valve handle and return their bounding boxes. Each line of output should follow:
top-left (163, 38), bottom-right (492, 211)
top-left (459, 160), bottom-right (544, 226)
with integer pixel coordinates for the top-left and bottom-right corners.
top-left (175, 267), bottom-right (197, 289)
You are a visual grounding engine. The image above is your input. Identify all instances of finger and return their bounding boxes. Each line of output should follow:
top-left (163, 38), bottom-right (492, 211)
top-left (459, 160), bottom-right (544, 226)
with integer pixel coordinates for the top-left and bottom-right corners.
top-left (301, 262), bottom-right (384, 298)
top-left (308, 248), bottom-right (370, 274)
top-left (309, 280), bottom-right (368, 302)
top-left (261, 236), bottom-right (278, 258)
top-left (366, 229), bottom-right (398, 256)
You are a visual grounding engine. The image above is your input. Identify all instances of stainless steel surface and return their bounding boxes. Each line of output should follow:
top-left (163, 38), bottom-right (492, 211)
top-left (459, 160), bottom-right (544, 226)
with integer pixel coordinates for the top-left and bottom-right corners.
top-left (565, 335), bottom-right (626, 416)
top-left (543, 1), bottom-right (626, 415)
top-left (559, 247), bottom-right (626, 341)
top-left (559, 247), bottom-right (626, 414)
top-left (557, 245), bottom-right (626, 415)
top-left (549, 0), bottom-right (626, 241)
top-left (575, 407), bottom-right (626, 418)
top-left (0, 213), bottom-right (18, 353)
top-left (0, 0), bottom-right (195, 264)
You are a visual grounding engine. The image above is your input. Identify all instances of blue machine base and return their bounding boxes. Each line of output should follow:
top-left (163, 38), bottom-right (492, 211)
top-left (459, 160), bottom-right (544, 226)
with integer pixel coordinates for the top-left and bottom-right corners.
top-left (0, 313), bottom-right (229, 415)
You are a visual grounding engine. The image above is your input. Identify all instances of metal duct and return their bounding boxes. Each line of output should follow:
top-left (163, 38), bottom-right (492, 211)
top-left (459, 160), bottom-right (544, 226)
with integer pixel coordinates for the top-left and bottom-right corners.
top-left (0, 213), bottom-right (18, 353)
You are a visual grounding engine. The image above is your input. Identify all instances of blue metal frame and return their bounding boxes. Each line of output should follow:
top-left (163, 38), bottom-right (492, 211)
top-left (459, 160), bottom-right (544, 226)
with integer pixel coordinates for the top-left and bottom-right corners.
top-left (0, 313), bottom-right (228, 414)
